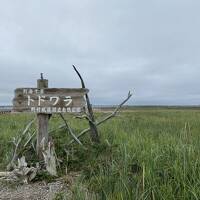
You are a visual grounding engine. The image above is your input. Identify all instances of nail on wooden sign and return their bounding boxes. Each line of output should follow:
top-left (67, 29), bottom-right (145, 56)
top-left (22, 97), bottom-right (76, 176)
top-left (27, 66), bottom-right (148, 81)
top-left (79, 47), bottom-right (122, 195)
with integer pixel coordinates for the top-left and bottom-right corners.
top-left (13, 88), bottom-right (89, 113)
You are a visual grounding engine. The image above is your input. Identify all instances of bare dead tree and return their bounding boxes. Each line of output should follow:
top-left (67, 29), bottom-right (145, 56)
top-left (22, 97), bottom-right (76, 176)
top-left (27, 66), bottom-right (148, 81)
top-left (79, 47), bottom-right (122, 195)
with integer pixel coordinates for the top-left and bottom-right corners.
top-left (73, 65), bottom-right (100, 143)
top-left (48, 68), bottom-right (132, 146)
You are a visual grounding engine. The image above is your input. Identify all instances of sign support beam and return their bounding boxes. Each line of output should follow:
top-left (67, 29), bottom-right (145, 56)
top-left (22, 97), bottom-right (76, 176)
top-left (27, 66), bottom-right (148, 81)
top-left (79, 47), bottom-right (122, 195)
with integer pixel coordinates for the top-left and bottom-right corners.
top-left (36, 75), bottom-right (49, 159)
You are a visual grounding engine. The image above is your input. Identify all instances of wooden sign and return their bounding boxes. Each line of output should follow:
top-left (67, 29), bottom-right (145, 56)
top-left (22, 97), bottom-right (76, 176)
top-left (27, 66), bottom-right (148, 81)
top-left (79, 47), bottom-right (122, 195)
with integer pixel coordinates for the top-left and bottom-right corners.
top-left (13, 88), bottom-right (89, 113)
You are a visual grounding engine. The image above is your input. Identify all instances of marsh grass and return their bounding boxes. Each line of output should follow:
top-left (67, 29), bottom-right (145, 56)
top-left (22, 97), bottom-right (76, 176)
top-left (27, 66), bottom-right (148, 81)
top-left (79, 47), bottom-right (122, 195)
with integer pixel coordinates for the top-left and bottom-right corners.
top-left (1, 109), bottom-right (200, 199)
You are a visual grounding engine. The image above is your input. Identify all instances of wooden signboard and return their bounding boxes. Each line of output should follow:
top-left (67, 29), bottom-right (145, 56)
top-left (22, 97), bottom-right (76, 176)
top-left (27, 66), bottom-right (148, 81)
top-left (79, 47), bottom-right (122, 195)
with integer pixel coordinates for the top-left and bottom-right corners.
top-left (13, 88), bottom-right (89, 113)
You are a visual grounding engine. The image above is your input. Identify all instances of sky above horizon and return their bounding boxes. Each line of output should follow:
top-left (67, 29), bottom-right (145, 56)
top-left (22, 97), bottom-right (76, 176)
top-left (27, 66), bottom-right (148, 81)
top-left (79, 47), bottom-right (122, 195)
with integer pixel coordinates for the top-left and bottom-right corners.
top-left (0, 0), bottom-right (200, 105)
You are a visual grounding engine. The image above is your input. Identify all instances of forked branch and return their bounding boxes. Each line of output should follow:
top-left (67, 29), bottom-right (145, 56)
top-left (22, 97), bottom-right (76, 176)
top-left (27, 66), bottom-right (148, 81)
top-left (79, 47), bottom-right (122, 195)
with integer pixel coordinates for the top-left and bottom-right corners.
top-left (67, 91), bottom-right (132, 145)
top-left (73, 65), bottom-right (100, 143)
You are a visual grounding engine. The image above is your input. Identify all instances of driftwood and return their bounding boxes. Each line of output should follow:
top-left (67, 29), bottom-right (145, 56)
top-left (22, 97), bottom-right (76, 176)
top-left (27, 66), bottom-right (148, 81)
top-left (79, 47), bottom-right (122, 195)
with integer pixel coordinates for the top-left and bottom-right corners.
top-left (73, 65), bottom-right (100, 143)
top-left (3, 140), bottom-right (58, 184)
top-left (42, 141), bottom-right (57, 176)
top-left (1, 156), bottom-right (38, 184)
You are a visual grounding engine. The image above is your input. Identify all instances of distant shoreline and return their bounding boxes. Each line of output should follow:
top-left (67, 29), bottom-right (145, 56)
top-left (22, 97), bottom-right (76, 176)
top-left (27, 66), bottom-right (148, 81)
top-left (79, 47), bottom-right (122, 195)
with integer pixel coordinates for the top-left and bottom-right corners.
top-left (1, 105), bottom-right (200, 113)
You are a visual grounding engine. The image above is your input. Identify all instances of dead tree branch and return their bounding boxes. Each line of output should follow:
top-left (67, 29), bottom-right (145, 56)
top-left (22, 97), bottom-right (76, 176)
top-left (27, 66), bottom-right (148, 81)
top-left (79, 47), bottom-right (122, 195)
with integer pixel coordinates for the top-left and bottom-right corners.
top-left (73, 65), bottom-right (100, 143)
top-left (67, 91), bottom-right (132, 146)
top-left (59, 113), bottom-right (83, 145)
top-left (75, 112), bottom-right (96, 125)
top-left (96, 91), bottom-right (132, 124)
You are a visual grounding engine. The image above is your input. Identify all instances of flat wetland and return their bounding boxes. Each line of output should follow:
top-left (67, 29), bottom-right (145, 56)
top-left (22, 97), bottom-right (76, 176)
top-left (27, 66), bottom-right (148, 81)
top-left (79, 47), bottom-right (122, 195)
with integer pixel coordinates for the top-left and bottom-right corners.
top-left (0, 107), bottom-right (200, 199)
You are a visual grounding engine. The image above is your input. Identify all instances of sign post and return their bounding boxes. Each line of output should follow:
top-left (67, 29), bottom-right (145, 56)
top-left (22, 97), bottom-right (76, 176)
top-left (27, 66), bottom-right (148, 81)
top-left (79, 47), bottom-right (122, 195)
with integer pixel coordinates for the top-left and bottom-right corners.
top-left (36, 75), bottom-right (49, 158)
top-left (13, 74), bottom-right (89, 159)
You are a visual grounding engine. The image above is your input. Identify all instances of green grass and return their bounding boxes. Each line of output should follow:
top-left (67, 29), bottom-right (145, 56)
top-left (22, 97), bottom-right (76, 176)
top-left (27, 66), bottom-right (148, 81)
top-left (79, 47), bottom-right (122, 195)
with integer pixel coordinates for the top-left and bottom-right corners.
top-left (1, 109), bottom-right (200, 199)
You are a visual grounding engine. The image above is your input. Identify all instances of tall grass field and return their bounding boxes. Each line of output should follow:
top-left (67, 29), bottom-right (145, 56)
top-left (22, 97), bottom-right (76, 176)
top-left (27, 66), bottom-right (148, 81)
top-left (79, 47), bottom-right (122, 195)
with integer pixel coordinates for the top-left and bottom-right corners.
top-left (1, 108), bottom-right (200, 199)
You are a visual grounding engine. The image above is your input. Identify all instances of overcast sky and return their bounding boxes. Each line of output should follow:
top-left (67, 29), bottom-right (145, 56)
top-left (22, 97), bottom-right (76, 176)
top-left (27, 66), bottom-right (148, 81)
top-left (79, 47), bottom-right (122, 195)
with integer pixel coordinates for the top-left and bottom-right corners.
top-left (0, 0), bottom-right (200, 105)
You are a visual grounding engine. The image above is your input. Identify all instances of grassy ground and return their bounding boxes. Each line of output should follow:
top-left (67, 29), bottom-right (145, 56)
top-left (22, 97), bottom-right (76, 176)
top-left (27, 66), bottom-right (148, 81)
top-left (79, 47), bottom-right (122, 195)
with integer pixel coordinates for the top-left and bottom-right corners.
top-left (1, 109), bottom-right (200, 199)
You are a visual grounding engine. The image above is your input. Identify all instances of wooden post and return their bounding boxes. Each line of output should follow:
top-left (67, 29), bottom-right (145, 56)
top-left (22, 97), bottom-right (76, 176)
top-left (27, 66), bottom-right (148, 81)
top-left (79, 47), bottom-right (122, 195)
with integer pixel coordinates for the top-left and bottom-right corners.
top-left (36, 74), bottom-right (49, 158)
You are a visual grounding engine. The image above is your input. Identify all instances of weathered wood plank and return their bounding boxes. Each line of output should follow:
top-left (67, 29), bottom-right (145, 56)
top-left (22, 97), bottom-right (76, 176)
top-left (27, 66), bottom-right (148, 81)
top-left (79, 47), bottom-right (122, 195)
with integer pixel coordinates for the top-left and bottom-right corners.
top-left (14, 88), bottom-right (89, 96)
top-left (13, 88), bottom-right (89, 113)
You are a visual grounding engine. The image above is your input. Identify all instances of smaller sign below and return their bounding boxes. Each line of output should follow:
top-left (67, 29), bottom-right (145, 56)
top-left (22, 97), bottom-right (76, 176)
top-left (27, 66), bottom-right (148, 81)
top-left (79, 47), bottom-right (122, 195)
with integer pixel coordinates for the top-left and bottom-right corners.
top-left (13, 88), bottom-right (89, 113)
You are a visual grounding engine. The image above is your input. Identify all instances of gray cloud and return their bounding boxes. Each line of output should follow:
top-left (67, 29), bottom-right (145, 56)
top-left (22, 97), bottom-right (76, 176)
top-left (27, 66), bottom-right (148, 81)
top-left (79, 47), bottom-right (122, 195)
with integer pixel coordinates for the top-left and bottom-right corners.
top-left (0, 0), bottom-right (200, 105)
